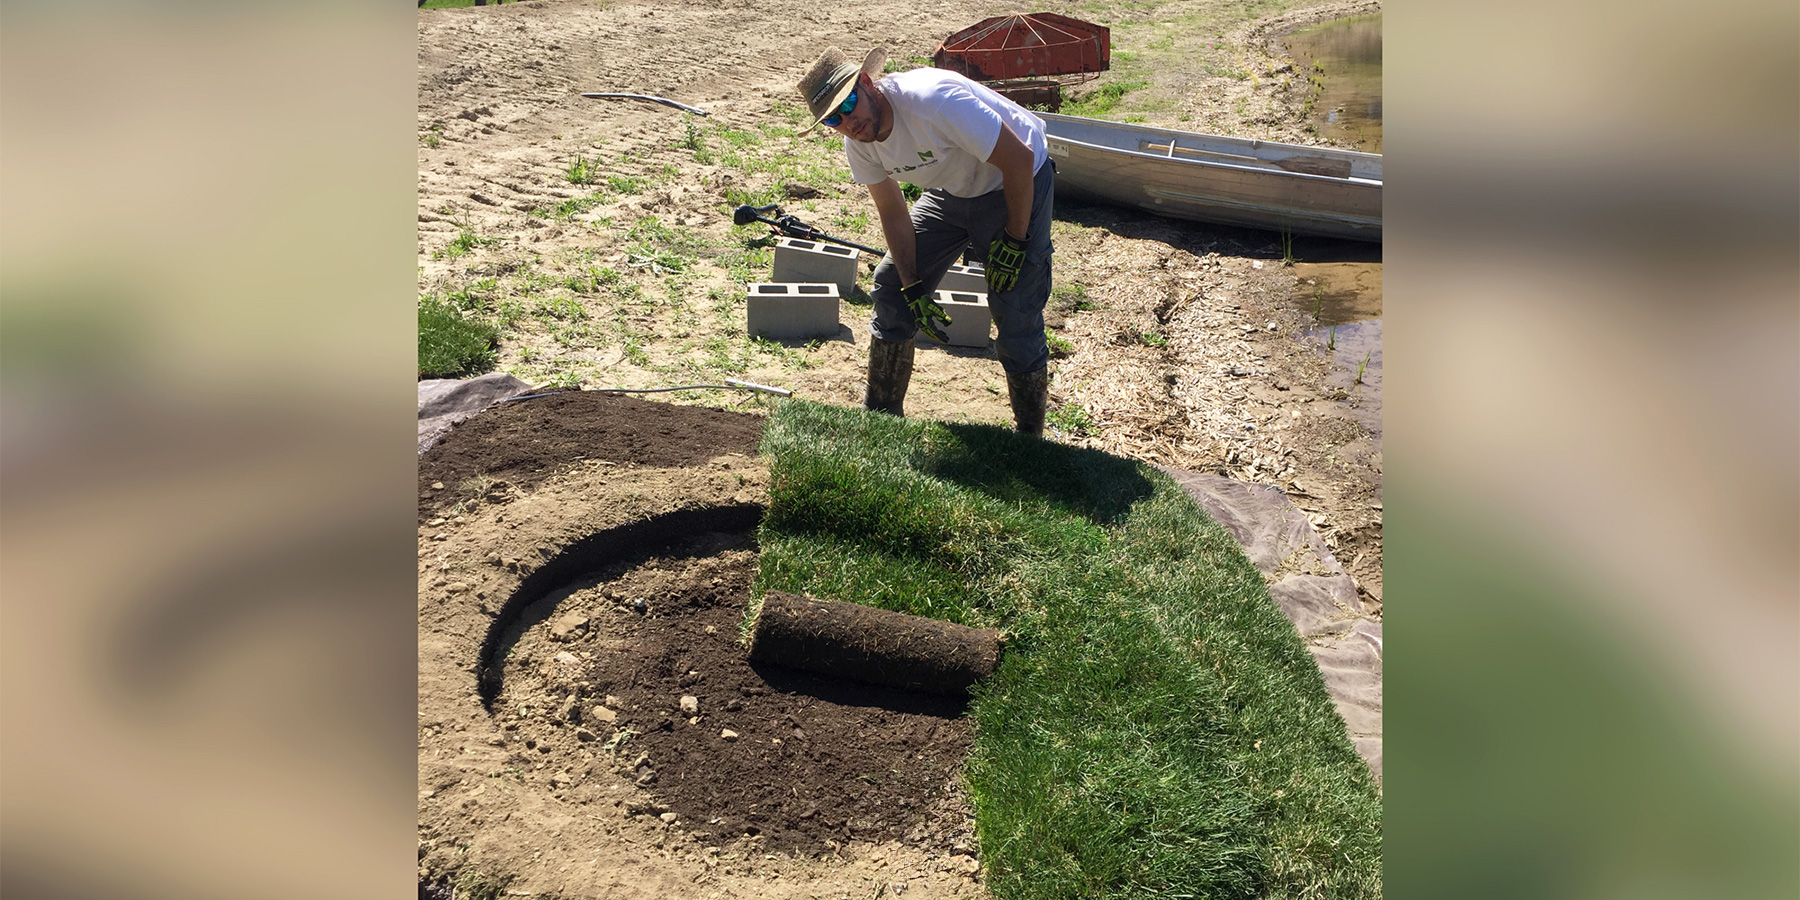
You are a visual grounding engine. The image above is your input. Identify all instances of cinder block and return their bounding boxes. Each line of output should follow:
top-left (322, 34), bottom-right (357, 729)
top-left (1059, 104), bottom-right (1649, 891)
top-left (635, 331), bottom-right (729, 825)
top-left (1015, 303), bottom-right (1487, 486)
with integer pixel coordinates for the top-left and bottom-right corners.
top-left (772, 238), bottom-right (860, 296)
top-left (934, 290), bottom-right (993, 348)
top-left (745, 282), bottom-right (840, 340)
top-left (938, 263), bottom-right (987, 294)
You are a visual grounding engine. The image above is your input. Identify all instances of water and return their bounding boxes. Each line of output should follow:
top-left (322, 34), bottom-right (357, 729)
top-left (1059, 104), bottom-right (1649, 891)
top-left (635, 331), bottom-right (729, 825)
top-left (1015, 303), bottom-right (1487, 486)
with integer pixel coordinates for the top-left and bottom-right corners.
top-left (1294, 259), bottom-right (1382, 436)
top-left (1278, 14), bottom-right (1383, 433)
top-left (1282, 13), bottom-right (1382, 153)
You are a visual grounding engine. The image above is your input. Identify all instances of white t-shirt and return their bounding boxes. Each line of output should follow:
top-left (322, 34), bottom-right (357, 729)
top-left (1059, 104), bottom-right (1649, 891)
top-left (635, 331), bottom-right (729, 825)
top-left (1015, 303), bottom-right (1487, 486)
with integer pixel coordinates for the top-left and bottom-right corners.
top-left (844, 68), bottom-right (1048, 198)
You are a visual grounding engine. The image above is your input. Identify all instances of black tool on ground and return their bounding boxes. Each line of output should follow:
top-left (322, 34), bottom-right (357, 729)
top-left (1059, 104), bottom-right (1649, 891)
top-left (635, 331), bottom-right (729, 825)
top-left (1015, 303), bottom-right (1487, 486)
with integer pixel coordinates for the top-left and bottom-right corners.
top-left (732, 204), bottom-right (885, 257)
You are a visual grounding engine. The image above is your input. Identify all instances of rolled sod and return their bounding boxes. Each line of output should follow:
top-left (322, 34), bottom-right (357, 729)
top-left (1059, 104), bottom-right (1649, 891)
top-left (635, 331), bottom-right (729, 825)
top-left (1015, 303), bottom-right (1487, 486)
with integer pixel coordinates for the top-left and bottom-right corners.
top-left (746, 591), bottom-right (1003, 696)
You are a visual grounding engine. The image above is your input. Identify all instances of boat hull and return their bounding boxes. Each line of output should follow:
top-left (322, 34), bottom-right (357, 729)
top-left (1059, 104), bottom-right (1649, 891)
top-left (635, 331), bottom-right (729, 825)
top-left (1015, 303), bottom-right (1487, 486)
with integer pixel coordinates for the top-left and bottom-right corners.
top-left (1041, 112), bottom-right (1382, 242)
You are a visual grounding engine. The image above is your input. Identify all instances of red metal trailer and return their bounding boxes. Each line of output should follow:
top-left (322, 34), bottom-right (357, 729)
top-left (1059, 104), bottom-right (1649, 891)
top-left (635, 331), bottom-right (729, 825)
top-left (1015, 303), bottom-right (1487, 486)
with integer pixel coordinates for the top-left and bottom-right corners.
top-left (932, 13), bottom-right (1110, 108)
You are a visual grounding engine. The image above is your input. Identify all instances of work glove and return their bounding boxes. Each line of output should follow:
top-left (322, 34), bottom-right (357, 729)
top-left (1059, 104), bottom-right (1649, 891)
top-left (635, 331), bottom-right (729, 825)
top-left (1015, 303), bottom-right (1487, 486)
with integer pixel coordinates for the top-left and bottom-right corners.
top-left (986, 231), bottom-right (1028, 294)
top-left (903, 281), bottom-right (952, 344)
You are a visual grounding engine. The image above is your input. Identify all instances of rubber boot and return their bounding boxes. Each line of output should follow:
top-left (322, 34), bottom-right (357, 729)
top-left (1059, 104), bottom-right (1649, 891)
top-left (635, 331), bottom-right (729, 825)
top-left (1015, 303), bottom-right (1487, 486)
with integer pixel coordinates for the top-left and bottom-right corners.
top-left (863, 337), bottom-right (915, 416)
top-left (1006, 365), bottom-right (1049, 436)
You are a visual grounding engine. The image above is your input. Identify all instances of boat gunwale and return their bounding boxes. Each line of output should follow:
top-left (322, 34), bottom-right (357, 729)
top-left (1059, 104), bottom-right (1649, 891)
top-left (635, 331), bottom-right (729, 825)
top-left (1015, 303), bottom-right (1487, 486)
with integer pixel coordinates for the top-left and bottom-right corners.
top-left (1039, 111), bottom-right (1382, 183)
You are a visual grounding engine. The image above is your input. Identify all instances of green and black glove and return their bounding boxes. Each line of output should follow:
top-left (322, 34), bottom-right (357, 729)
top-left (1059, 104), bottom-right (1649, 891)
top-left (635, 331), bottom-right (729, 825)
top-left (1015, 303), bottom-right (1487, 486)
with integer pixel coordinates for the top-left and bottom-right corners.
top-left (986, 231), bottom-right (1028, 294)
top-left (903, 281), bottom-right (952, 343)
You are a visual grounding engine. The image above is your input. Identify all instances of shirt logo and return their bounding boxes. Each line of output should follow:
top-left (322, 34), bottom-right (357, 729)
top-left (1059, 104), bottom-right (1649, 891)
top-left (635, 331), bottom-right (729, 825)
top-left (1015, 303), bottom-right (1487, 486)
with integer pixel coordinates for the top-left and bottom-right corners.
top-left (887, 150), bottom-right (941, 176)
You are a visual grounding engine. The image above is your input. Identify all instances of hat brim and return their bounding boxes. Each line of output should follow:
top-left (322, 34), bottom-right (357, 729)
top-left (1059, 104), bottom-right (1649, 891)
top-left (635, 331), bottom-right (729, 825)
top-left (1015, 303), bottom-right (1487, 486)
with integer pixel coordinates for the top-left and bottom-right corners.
top-left (803, 47), bottom-right (887, 133)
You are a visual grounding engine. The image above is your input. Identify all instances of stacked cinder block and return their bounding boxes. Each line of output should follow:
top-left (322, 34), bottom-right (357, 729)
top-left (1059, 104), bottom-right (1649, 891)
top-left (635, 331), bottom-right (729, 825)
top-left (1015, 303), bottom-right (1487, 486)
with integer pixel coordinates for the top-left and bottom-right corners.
top-left (746, 237), bottom-right (861, 340)
top-left (744, 282), bottom-right (841, 340)
top-left (934, 290), bottom-right (993, 349)
top-left (937, 263), bottom-right (986, 295)
top-left (771, 238), bottom-right (859, 297)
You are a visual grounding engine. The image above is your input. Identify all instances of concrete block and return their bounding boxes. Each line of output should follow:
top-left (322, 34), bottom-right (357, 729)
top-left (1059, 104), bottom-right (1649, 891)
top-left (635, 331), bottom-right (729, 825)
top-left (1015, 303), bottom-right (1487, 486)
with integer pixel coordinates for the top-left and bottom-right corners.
top-left (772, 238), bottom-right (860, 296)
top-left (934, 290), bottom-right (992, 348)
top-left (938, 263), bottom-right (987, 294)
top-left (745, 282), bottom-right (840, 340)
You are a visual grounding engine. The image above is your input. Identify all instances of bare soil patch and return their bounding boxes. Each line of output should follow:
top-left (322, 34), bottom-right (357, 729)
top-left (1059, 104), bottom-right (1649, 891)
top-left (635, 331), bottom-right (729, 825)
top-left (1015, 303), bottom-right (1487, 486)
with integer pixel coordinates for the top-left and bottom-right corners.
top-left (418, 390), bottom-right (765, 522)
top-left (420, 393), bottom-right (983, 898)
top-left (493, 529), bottom-right (974, 856)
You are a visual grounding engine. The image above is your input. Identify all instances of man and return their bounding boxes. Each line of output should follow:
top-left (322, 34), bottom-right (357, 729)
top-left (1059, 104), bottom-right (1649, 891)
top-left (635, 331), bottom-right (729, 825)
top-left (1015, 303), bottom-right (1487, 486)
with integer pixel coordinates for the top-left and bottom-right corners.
top-left (796, 46), bottom-right (1055, 435)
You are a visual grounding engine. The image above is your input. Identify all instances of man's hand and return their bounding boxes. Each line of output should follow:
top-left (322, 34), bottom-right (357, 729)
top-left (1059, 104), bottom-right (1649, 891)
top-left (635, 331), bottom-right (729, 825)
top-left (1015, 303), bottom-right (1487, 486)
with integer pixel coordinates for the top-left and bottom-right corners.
top-left (903, 281), bottom-right (952, 343)
top-left (986, 232), bottom-right (1027, 294)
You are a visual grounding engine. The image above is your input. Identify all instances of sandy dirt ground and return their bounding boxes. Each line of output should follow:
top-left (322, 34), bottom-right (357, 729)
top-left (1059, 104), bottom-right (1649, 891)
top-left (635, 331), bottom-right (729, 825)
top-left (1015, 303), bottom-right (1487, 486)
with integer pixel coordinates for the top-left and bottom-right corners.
top-left (418, 1), bottom-right (1380, 896)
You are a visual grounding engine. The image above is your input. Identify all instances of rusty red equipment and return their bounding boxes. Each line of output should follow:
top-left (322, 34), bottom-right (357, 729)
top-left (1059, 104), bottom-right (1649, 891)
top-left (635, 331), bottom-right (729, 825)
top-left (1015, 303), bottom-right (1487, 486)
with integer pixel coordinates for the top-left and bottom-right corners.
top-left (932, 13), bottom-right (1110, 84)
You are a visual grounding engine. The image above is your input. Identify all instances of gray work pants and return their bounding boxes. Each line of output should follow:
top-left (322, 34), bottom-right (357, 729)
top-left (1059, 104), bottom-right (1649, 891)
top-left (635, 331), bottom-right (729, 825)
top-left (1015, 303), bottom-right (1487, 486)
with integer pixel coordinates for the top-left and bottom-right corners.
top-left (869, 160), bottom-right (1055, 375)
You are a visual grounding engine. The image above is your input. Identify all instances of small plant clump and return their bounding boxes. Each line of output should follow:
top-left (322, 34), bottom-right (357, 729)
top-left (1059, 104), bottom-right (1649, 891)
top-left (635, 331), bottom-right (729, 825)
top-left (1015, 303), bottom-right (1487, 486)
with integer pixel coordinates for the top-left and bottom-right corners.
top-left (435, 227), bottom-right (498, 261)
top-left (606, 174), bottom-right (647, 194)
top-left (418, 296), bottom-right (499, 378)
top-left (565, 153), bottom-right (603, 185)
top-left (1046, 402), bottom-right (1094, 436)
top-left (1061, 78), bottom-right (1148, 118)
top-left (1050, 282), bottom-right (1094, 313)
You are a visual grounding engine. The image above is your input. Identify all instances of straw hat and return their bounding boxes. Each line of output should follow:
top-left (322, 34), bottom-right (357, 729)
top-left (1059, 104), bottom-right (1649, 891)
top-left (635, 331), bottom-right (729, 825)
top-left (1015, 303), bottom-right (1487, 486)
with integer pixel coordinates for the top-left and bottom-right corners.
top-left (796, 46), bottom-right (887, 132)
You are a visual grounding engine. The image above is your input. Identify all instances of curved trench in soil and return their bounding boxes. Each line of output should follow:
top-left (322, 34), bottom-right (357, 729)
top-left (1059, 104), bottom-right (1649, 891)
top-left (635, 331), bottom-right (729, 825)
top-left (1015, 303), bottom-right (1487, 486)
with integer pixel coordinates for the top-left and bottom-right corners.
top-left (476, 505), bottom-right (977, 856)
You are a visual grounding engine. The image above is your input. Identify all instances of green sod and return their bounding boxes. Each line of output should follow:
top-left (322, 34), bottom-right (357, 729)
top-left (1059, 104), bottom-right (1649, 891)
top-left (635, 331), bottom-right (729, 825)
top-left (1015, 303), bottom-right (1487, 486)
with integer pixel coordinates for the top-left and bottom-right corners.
top-left (755, 400), bottom-right (1381, 899)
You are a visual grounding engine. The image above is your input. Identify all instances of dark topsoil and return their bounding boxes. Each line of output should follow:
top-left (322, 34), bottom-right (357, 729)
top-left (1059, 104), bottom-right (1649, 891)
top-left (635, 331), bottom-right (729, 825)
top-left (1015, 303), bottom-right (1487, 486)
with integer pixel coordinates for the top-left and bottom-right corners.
top-left (418, 390), bottom-right (768, 521)
top-left (424, 392), bottom-right (977, 856)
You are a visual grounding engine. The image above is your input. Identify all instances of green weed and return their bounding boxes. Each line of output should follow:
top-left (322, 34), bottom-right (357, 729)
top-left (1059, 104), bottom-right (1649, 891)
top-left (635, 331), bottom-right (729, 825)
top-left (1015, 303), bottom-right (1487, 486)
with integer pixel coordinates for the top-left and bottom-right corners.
top-left (682, 119), bottom-right (712, 164)
top-left (435, 227), bottom-right (498, 261)
top-left (565, 153), bottom-right (603, 185)
top-left (607, 174), bottom-right (647, 194)
top-left (723, 183), bottom-right (783, 210)
top-left (445, 277), bottom-right (498, 314)
top-left (625, 248), bottom-right (691, 276)
top-left (1046, 329), bottom-right (1074, 359)
top-left (537, 193), bottom-right (606, 221)
top-left (834, 206), bottom-right (872, 233)
top-left (1051, 283), bottom-right (1094, 313)
top-left (541, 366), bottom-right (584, 389)
top-left (1045, 402), bottom-right (1094, 435)
top-left (418, 297), bottom-right (498, 378)
top-left (452, 868), bottom-right (507, 900)
top-left (1060, 79), bottom-right (1148, 118)
top-left (534, 295), bottom-right (588, 321)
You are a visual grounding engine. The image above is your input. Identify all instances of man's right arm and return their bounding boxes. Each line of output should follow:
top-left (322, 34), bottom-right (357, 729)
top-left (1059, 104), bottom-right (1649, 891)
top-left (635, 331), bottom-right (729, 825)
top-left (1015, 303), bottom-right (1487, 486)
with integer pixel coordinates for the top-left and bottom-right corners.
top-left (867, 178), bottom-right (917, 286)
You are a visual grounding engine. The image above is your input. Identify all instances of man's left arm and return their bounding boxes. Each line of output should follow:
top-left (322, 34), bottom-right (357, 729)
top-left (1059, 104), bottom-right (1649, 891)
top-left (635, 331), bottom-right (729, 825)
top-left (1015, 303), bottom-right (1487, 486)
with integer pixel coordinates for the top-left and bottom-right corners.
top-left (985, 124), bottom-right (1036, 242)
top-left (983, 123), bottom-right (1037, 293)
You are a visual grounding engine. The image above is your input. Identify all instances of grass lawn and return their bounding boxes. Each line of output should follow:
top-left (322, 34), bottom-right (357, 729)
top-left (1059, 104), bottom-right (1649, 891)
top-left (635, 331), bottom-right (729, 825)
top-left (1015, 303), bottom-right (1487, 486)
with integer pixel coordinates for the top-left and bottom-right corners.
top-left (755, 401), bottom-right (1381, 899)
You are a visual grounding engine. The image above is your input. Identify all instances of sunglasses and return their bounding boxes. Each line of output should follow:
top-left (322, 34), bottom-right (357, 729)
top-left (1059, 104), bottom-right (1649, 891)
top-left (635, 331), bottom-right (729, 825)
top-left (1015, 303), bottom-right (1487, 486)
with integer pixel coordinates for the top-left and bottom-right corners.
top-left (821, 88), bottom-right (859, 128)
